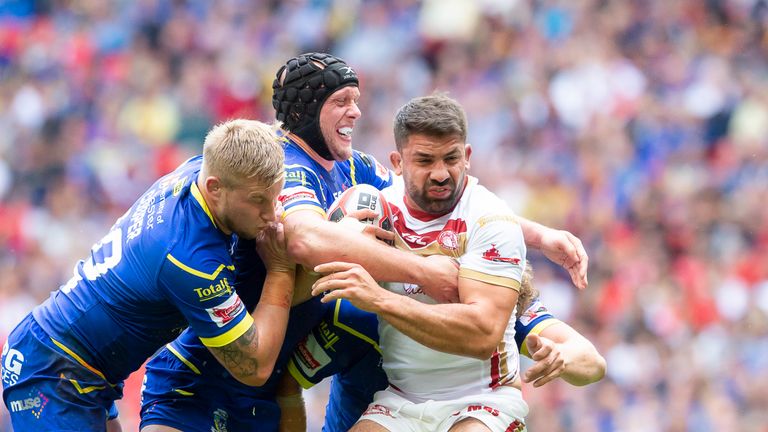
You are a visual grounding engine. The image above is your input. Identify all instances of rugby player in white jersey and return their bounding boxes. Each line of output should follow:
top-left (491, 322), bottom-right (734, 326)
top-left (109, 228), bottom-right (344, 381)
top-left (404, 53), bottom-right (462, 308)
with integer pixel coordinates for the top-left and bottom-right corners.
top-left (313, 93), bottom-right (541, 431)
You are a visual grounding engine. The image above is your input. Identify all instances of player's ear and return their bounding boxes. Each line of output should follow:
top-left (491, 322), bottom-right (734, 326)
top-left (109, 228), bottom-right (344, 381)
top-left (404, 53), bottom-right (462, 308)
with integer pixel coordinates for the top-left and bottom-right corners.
top-left (389, 151), bottom-right (402, 175)
top-left (204, 176), bottom-right (224, 198)
top-left (464, 144), bottom-right (472, 170)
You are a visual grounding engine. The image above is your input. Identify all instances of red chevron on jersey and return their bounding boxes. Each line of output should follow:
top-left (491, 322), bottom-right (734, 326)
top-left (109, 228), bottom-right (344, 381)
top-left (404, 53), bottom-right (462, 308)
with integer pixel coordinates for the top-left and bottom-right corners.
top-left (389, 203), bottom-right (467, 250)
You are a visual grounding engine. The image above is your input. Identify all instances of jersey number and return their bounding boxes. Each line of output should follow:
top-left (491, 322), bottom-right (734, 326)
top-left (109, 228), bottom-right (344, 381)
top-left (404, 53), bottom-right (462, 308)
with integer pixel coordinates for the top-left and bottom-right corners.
top-left (62, 228), bottom-right (124, 293)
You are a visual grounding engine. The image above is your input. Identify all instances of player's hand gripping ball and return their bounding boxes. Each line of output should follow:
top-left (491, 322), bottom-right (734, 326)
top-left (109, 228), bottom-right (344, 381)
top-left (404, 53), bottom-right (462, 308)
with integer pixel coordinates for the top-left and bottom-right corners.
top-left (327, 184), bottom-right (393, 234)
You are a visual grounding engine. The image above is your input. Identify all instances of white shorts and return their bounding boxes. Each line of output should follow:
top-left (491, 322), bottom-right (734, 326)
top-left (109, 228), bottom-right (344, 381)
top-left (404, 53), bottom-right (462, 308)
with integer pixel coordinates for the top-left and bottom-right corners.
top-left (356, 386), bottom-right (528, 432)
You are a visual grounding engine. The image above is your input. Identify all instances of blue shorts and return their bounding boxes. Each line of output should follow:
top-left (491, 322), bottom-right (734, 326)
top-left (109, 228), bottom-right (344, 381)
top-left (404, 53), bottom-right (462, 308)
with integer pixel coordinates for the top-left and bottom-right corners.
top-left (141, 296), bottom-right (329, 432)
top-left (140, 348), bottom-right (280, 432)
top-left (1, 314), bottom-right (122, 432)
top-left (324, 347), bottom-right (387, 432)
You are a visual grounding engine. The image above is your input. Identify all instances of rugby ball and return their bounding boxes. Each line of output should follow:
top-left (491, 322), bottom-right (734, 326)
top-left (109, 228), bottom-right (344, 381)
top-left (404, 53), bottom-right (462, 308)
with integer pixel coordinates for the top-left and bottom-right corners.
top-left (327, 184), bottom-right (393, 232)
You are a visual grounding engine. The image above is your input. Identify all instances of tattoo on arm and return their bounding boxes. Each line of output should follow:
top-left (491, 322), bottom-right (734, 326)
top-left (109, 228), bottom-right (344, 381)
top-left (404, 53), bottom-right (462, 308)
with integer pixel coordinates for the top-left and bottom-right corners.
top-left (210, 324), bottom-right (260, 379)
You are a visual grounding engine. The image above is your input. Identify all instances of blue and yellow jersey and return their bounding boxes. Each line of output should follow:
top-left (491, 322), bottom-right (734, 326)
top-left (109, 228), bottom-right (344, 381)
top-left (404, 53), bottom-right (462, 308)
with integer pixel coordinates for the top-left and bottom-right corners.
top-left (280, 137), bottom-right (392, 218)
top-left (514, 298), bottom-right (560, 358)
top-left (150, 135), bottom-right (392, 395)
top-left (31, 156), bottom-right (252, 384)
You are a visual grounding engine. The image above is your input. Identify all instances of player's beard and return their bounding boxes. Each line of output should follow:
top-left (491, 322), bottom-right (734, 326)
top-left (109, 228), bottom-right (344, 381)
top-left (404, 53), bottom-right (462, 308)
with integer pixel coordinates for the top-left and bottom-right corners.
top-left (408, 172), bottom-right (466, 216)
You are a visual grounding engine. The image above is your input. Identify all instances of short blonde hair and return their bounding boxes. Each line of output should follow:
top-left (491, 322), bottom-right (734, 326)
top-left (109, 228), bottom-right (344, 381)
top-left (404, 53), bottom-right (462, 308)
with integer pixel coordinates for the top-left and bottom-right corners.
top-left (202, 119), bottom-right (284, 187)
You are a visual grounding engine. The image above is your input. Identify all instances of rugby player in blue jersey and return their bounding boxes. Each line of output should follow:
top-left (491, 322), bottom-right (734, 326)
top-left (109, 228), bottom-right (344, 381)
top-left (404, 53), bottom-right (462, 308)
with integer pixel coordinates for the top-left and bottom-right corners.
top-left (139, 53), bottom-right (591, 432)
top-left (0, 119), bottom-right (297, 432)
top-left (140, 53), bottom-right (458, 432)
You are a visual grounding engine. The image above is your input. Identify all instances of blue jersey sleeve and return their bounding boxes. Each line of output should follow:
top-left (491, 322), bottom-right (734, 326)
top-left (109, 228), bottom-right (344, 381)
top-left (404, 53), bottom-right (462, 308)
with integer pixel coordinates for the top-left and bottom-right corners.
top-left (287, 299), bottom-right (380, 389)
top-left (281, 164), bottom-right (328, 218)
top-left (159, 249), bottom-right (253, 348)
top-left (514, 298), bottom-right (561, 357)
top-left (349, 151), bottom-right (392, 190)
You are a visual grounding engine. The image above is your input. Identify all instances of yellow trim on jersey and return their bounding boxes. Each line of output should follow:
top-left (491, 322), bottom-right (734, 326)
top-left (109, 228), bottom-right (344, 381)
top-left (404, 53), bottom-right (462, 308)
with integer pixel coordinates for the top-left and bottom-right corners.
top-left (166, 254), bottom-right (235, 281)
top-left (459, 268), bottom-right (521, 291)
top-left (520, 319), bottom-right (562, 358)
top-left (174, 389), bottom-right (195, 396)
top-left (50, 338), bottom-right (107, 381)
top-left (199, 313), bottom-right (254, 348)
top-left (333, 300), bottom-right (382, 355)
top-left (287, 359), bottom-right (316, 390)
top-left (496, 341), bottom-right (512, 385)
top-left (190, 181), bottom-right (217, 228)
top-left (282, 204), bottom-right (327, 220)
top-left (61, 374), bottom-right (106, 394)
top-left (166, 343), bottom-right (202, 375)
top-left (349, 157), bottom-right (357, 185)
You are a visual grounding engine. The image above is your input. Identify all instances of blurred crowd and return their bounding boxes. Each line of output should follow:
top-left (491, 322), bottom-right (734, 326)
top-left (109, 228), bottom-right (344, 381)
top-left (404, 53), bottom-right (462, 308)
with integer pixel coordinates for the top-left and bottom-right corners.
top-left (2, 0), bottom-right (768, 430)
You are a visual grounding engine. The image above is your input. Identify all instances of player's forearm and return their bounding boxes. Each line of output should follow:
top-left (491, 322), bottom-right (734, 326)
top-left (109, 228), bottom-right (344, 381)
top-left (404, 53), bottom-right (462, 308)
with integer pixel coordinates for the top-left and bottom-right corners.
top-left (252, 271), bottom-right (294, 369)
top-left (374, 293), bottom-right (504, 359)
top-left (275, 371), bottom-right (306, 432)
top-left (212, 272), bottom-right (293, 386)
top-left (558, 337), bottom-right (607, 386)
top-left (277, 393), bottom-right (306, 432)
top-left (291, 266), bottom-right (318, 305)
top-left (287, 219), bottom-right (427, 284)
top-left (539, 324), bottom-right (606, 386)
top-left (517, 216), bottom-right (545, 250)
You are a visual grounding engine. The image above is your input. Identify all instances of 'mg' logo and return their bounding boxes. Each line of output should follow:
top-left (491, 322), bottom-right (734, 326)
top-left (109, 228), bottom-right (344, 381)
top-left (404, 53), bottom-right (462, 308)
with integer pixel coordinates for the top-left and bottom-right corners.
top-left (194, 278), bottom-right (232, 302)
top-left (2, 343), bottom-right (24, 386)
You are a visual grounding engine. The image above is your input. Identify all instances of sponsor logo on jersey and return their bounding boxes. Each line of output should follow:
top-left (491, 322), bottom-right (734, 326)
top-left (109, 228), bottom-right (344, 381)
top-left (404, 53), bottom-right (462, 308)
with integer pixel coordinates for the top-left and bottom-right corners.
top-left (206, 295), bottom-right (245, 327)
top-left (293, 333), bottom-right (333, 377)
top-left (477, 214), bottom-right (518, 228)
top-left (194, 278), bottom-right (232, 302)
top-left (438, 230), bottom-right (459, 251)
top-left (280, 186), bottom-right (318, 207)
top-left (464, 404), bottom-right (500, 416)
top-left (172, 176), bottom-right (187, 196)
top-left (520, 303), bottom-right (548, 326)
top-left (402, 283), bottom-right (424, 296)
top-left (481, 245), bottom-right (520, 265)
top-left (127, 190), bottom-right (159, 241)
top-left (212, 408), bottom-right (229, 432)
top-left (295, 338), bottom-right (321, 370)
top-left (506, 419), bottom-right (526, 431)
top-left (280, 190), bottom-right (316, 205)
top-left (390, 206), bottom-right (468, 250)
top-left (285, 169), bottom-right (308, 187)
top-left (318, 321), bottom-right (340, 350)
top-left (2, 345), bottom-right (24, 386)
top-left (364, 404), bottom-right (395, 418)
top-left (9, 389), bottom-right (48, 419)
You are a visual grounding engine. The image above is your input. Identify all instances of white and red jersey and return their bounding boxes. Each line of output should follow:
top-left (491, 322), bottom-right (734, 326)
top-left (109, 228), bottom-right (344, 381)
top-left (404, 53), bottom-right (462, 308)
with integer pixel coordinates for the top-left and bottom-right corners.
top-left (379, 176), bottom-right (526, 403)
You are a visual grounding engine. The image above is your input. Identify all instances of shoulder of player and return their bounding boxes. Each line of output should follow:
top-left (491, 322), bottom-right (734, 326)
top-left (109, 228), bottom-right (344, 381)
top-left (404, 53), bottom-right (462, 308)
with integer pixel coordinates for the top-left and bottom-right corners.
top-left (462, 178), bottom-right (517, 225)
top-left (160, 218), bottom-right (235, 284)
top-left (118, 160), bottom-right (202, 251)
top-left (162, 248), bottom-right (235, 289)
top-left (349, 149), bottom-right (373, 164)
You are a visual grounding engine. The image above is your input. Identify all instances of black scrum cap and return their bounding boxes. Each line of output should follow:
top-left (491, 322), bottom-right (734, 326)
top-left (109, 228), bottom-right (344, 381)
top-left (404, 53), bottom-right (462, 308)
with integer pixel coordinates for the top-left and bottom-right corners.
top-left (272, 53), bottom-right (359, 160)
